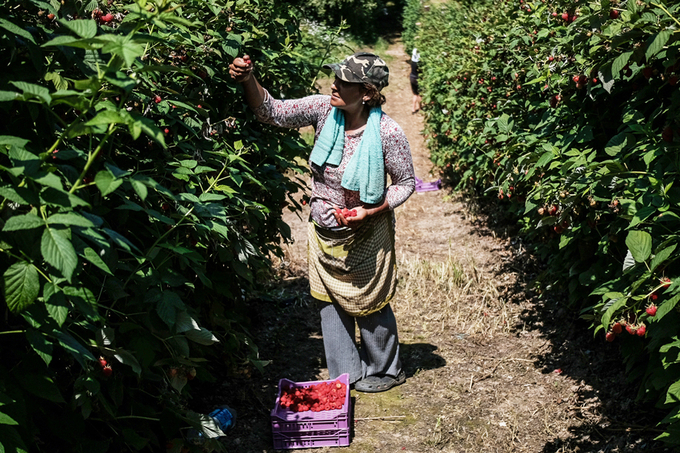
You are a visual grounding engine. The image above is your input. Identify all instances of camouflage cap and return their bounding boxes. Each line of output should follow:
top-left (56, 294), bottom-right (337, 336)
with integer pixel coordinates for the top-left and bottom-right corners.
top-left (323, 52), bottom-right (389, 90)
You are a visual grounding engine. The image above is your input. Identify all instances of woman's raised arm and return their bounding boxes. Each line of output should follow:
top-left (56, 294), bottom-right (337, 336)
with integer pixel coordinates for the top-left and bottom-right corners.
top-left (229, 55), bottom-right (265, 110)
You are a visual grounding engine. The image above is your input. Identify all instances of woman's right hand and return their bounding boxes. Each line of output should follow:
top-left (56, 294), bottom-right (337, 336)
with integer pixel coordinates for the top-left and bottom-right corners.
top-left (229, 55), bottom-right (253, 83)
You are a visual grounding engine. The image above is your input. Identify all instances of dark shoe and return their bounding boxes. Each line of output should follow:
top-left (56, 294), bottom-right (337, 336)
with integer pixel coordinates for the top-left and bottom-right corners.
top-left (354, 371), bottom-right (406, 393)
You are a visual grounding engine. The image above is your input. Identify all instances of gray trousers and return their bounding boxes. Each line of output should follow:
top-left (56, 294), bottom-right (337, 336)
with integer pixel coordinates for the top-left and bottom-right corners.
top-left (319, 300), bottom-right (401, 384)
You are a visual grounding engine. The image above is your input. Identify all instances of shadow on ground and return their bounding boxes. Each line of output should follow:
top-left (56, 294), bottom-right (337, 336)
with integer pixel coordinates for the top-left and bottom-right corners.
top-left (458, 190), bottom-right (672, 452)
top-left (191, 275), bottom-right (445, 452)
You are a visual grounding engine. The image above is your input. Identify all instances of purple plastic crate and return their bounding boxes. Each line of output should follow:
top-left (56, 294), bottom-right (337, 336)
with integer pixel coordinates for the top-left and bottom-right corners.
top-left (271, 373), bottom-right (351, 449)
top-left (273, 428), bottom-right (350, 450)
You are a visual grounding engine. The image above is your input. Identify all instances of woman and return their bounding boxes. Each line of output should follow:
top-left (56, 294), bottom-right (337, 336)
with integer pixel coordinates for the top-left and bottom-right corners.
top-left (409, 48), bottom-right (422, 114)
top-left (229, 52), bottom-right (415, 393)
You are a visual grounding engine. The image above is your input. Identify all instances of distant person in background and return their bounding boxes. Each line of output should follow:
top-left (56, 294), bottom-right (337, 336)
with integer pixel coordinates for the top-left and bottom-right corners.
top-left (409, 48), bottom-right (421, 114)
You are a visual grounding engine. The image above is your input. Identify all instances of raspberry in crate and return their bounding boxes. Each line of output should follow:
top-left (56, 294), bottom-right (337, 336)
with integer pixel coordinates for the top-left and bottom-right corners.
top-left (271, 373), bottom-right (351, 449)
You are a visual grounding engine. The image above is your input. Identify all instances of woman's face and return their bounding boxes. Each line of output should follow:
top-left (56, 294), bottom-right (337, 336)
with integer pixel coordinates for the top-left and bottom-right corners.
top-left (330, 77), bottom-right (367, 110)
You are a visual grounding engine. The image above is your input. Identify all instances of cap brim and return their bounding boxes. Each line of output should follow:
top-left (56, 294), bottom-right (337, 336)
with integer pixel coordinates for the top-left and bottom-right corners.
top-left (321, 63), bottom-right (344, 81)
top-left (322, 63), bottom-right (362, 84)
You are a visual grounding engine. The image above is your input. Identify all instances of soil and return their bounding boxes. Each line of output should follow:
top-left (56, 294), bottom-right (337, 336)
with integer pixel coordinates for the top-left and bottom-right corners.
top-left (193, 38), bottom-right (674, 453)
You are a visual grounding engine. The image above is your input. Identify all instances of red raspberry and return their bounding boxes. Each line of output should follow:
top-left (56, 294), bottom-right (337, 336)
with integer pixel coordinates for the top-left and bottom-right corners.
top-left (660, 277), bottom-right (671, 288)
top-left (651, 292), bottom-right (658, 301)
top-left (605, 332), bottom-right (616, 342)
top-left (626, 324), bottom-right (637, 335)
top-left (154, 95), bottom-right (162, 103)
top-left (636, 324), bottom-right (646, 336)
top-left (611, 322), bottom-right (622, 334)
top-left (646, 305), bottom-right (657, 317)
top-left (102, 365), bottom-right (113, 376)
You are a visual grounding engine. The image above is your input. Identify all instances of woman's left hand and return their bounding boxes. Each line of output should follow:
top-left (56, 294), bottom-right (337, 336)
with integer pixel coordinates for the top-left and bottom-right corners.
top-left (333, 206), bottom-right (369, 228)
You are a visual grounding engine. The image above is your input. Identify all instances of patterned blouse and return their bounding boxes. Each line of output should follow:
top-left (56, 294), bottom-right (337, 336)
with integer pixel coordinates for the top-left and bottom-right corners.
top-left (253, 90), bottom-right (415, 228)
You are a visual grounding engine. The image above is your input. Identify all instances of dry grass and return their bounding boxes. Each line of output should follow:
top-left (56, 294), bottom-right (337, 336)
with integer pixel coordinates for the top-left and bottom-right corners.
top-left (394, 250), bottom-right (510, 338)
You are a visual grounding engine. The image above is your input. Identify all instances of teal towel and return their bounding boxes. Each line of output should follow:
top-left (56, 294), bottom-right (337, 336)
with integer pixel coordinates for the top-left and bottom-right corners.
top-left (310, 106), bottom-right (384, 204)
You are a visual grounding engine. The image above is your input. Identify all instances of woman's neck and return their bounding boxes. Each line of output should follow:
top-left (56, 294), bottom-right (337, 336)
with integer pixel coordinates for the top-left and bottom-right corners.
top-left (343, 106), bottom-right (370, 132)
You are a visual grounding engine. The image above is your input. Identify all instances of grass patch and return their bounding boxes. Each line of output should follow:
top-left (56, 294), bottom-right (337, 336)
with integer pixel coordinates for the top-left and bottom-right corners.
top-left (395, 252), bottom-right (509, 337)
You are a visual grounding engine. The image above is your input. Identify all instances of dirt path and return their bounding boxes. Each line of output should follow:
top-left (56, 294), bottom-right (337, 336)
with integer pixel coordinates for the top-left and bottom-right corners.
top-left (206, 39), bottom-right (669, 453)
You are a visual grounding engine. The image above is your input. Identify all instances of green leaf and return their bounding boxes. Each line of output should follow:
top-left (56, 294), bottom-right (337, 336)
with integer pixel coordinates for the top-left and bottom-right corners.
top-left (602, 294), bottom-right (628, 328)
top-left (113, 348), bottom-right (142, 375)
top-left (612, 51), bottom-right (632, 76)
top-left (129, 112), bottom-right (166, 147)
top-left (198, 193), bottom-right (226, 202)
top-left (82, 247), bottom-right (112, 274)
top-left (625, 230), bottom-right (652, 263)
top-left (646, 30), bottom-right (671, 61)
top-left (0, 18), bottom-right (36, 44)
top-left (41, 227), bottom-right (78, 280)
top-left (622, 250), bottom-right (636, 272)
top-left (59, 19), bottom-right (97, 38)
top-left (0, 90), bottom-right (20, 102)
top-left (9, 81), bottom-right (51, 104)
top-left (627, 205), bottom-right (656, 229)
top-left (95, 170), bottom-right (123, 197)
top-left (130, 179), bottom-right (148, 200)
top-left (3, 261), bottom-right (40, 312)
top-left (44, 283), bottom-right (69, 327)
top-left (51, 329), bottom-right (96, 367)
top-left (175, 311), bottom-right (199, 333)
top-left (45, 72), bottom-right (69, 91)
top-left (0, 411), bottom-right (19, 425)
top-left (666, 379), bottom-right (680, 404)
top-left (651, 244), bottom-right (677, 272)
top-left (185, 327), bottom-right (219, 345)
top-left (47, 212), bottom-right (95, 228)
top-left (2, 214), bottom-right (45, 231)
top-left (25, 328), bottom-right (53, 366)
top-left (604, 132), bottom-right (633, 156)
top-left (156, 291), bottom-right (185, 328)
top-left (0, 135), bottom-right (30, 148)
top-left (33, 172), bottom-right (64, 190)
top-left (42, 35), bottom-right (99, 49)
top-left (19, 373), bottom-right (65, 403)
top-left (656, 294), bottom-right (680, 319)
top-left (105, 72), bottom-right (138, 93)
top-left (9, 147), bottom-right (40, 177)
top-left (535, 151), bottom-right (554, 167)
top-left (41, 187), bottom-right (91, 209)
top-left (96, 326), bottom-right (114, 347)
top-left (598, 63), bottom-right (615, 93)
top-left (85, 110), bottom-right (127, 126)
top-left (102, 228), bottom-right (140, 254)
top-left (99, 35), bottom-right (145, 67)
top-left (497, 114), bottom-right (513, 134)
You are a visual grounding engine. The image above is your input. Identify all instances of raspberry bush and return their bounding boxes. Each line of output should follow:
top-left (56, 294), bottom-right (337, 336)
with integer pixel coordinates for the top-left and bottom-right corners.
top-left (0, 0), bottom-right (332, 451)
top-left (406, 0), bottom-right (680, 444)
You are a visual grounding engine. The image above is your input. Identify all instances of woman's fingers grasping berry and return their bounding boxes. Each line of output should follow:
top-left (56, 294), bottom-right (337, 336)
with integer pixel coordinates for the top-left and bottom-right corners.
top-left (229, 55), bottom-right (253, 82)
